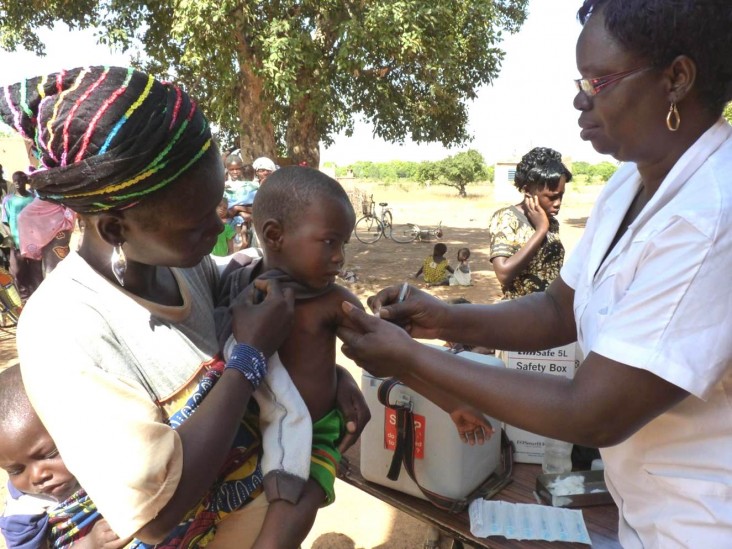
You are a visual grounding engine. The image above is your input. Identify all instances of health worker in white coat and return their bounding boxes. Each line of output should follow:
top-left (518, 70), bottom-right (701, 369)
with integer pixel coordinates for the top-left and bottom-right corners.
top-left (336, 1), bottom-right (732, 547)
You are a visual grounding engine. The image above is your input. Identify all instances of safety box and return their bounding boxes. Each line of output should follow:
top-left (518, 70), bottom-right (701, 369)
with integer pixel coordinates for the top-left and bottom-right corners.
top-left (359, 347), bottom-right (505, 502)
top-left (498, 343), bottom-right (579, 463)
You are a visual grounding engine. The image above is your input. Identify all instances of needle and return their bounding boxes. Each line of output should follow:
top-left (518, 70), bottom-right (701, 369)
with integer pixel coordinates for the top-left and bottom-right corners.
top-left (397, 282), bottom-right (409, 303)
top-left (375, 282), bottom-right (409, 317)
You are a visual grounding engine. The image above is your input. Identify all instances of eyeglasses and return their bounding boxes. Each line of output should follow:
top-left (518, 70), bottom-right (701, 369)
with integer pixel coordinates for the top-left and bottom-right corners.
top-left (574, 66), bottom-right (652, 97)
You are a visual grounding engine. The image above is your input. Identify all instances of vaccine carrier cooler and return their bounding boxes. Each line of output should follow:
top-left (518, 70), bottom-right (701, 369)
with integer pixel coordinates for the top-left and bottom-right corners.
top-left (359, 347), bottom-right (507, 508)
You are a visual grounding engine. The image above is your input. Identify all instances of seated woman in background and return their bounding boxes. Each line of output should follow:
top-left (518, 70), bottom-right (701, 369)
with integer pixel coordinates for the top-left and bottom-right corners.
top-left (488, 147), bottom-right (571, 299)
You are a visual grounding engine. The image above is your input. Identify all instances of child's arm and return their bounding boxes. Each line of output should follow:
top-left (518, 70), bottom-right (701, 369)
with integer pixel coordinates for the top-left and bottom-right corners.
top-left (239, 225), bottom-right (251, 249)
top-left (335, 364), bottom-right (371, 453)
top-left (449, 406), bottom-right (493, 445)
top-left (326, 287), bottom-right (372, 454)
top-left (392, 371), bottom-right (494, 444)
top-left (251, 480), bottom-right (324, 549)
top-left (447, 265), bottom-right (455, 274)
top-left (413, 266), bottom-right (423, 279)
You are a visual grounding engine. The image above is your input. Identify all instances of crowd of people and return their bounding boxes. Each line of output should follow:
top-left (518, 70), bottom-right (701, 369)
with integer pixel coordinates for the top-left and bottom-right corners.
top-left (1, 168), bottom-right (75, 301)
top-left (211, 154), bottom-right (278, 257)
top-left (1, 0), bottom-right (731, 547)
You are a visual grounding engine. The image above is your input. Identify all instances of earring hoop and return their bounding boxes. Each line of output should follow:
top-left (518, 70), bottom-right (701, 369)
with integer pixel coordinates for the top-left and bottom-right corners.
top-left (666, 102), bottom-right (681, 132)
top-left (111, 244), bottom-right (127, 286)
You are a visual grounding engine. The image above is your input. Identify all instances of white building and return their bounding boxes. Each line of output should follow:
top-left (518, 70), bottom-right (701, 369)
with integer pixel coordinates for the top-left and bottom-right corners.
top-left (493, 160), bottom-right (521, 203)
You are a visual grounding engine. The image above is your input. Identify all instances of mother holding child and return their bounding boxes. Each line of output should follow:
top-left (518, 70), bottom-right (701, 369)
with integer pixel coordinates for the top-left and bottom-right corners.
top-left (0, 66), bottom-right (370, 548)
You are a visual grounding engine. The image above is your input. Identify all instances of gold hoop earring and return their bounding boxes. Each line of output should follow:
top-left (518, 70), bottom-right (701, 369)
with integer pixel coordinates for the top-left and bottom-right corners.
top-left (666, 102), bottom-right (680, 132)
top-left (111, 244), bottom-right (127, 286)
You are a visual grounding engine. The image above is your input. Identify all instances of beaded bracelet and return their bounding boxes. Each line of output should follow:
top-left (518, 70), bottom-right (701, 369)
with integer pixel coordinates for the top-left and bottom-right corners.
top-left (225, 344), bottom-right (268, 389)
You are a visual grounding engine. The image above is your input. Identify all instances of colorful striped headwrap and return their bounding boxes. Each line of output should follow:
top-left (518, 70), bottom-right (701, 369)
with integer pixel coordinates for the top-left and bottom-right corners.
top-left (0, 66), bottom-right (212, 213)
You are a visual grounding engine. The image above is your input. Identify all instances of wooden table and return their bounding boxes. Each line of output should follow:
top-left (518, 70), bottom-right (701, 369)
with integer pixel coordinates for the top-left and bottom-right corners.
top-left (338, 441), bottom-right (621, 548)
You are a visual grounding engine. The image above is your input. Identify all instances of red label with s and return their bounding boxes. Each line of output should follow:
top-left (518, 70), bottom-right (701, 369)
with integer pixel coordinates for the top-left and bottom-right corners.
top-left (384, 408), bottom-right (426, 459)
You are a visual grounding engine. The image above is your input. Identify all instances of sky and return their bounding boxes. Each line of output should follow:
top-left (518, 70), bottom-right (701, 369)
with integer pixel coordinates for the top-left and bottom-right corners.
top-left (323, 1), bottom-right (607, 165)
top-left (0, 1), bottom-right (608, 166)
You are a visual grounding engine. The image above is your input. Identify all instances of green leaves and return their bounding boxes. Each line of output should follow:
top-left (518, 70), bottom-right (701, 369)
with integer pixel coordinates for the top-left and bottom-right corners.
top-left (0, 0), bottom-right (529, 165)
top-left (416, 149), bottom-right (488, 196)
top-left (571, 161), bottom-right (618, 183)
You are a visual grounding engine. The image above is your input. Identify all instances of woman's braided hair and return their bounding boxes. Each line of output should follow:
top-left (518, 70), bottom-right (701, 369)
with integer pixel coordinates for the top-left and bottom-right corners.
top-left (0, 66), bottom-right (212, 213)
top-left (513, 147), bottom-right (572, 193)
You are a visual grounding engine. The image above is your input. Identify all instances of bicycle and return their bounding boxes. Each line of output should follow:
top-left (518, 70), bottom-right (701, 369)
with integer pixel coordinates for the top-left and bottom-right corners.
top-left (354, 196), bottom-right (420, 244)
top-left (415, 221), bottom-right (443, 242)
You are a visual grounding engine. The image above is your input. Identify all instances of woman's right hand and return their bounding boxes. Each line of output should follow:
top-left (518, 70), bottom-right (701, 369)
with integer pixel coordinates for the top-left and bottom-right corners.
top-left (76, 519), bottom-right (132, 549)
top-left (366, 284), bottom-right (450, 340)
top-left (230, 278), bottom-right (295, 357)
top-left (524, 194), bottom-right (550, 234)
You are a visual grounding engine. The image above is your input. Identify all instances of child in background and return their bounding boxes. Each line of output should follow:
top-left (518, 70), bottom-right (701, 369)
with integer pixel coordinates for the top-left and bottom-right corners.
top-left (0, 366), bottom-right (129, 549)
top-left (449, 247), bottom-right (472, 286)
top-left (216, 167), bottom-right (491, 547)
top-left (414, 242), bottom-right (453, 286)
top-left (232, 190), bottom-right (259, 250)
top-left (211, 197), bottom-right (236, 256)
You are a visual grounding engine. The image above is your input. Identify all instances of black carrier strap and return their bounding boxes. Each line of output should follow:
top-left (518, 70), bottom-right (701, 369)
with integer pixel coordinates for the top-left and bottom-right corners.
top-left (377, 377), bottom-right (514, 513)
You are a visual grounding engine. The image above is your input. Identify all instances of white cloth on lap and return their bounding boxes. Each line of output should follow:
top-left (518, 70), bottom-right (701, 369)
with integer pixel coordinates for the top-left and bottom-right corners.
top-left (223, 336), bottom-right (312, 501)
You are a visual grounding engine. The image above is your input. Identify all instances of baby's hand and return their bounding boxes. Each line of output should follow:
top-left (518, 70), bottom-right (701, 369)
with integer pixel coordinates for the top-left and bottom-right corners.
top-left (449, 406), bottom-right (494, 446)
top-left (74, 519), bottom-right (132, 549)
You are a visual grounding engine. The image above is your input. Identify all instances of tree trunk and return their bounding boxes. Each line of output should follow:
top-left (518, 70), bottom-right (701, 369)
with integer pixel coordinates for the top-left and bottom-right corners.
top-left (285, 97), bottom-right (321, 169)
top-left (234, 31), bottom-right (277, 164)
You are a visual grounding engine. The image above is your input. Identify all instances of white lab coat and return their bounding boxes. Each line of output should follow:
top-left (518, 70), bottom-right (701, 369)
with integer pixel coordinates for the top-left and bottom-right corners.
top-left (561, 119), bottom-right (732, 548)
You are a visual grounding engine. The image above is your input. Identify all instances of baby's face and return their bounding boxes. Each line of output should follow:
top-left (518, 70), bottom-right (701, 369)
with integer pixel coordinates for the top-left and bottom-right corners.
top-left (275, 197), bottom-right (355, 290)
top-left (0, 413), bottom-right (78, 501)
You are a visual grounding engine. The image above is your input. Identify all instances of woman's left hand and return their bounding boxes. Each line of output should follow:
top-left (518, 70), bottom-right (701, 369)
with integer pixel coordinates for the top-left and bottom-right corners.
top-left (335, 365), bottom-right (371, 453)
top-left (231, 278), bottom-right (295, 357)
top-left (524, 193), bottom-right (550, 233)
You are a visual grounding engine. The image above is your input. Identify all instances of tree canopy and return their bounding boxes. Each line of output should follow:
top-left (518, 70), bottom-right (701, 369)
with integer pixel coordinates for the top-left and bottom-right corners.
top-left (0, 0), bottom-right (528, 166)
top-left (571, 160), bottom-right (618, 181)
top-left (415, 149), bottom-right (488, 197)
top-left (333, 156), bottom-right (621, 189)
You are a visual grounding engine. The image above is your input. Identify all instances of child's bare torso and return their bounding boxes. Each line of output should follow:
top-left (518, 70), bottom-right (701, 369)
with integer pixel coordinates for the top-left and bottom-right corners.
top-left (278, 283), bottom-right (360, 422)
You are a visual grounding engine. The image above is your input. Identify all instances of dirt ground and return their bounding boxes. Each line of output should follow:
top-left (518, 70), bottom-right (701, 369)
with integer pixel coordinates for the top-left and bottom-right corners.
top-left (0, 181), bottom-right (601, 549)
